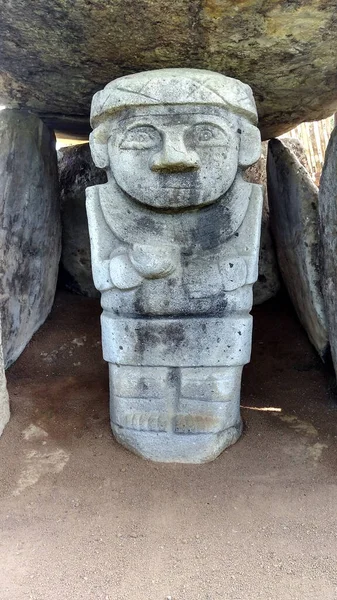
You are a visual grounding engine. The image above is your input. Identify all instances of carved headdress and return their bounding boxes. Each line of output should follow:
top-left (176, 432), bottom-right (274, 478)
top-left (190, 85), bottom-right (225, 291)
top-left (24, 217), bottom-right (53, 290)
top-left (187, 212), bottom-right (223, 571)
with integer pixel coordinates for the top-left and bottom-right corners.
top-left (89, 69), bottom-right (260, 170)
top-left (90, 68), bottom-right (258, 128)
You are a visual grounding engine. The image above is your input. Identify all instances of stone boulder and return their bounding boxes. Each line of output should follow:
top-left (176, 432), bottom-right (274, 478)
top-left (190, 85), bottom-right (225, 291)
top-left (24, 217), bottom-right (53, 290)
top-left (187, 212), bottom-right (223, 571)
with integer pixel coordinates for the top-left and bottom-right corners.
top-left (0, 1), bottom-right (337, 140)
top-left (0, 110), bottom-right (61, 368)
top-left (247, 137), bottom-right (309, 305)
top-left (58, 144), bottom-right (106, 297)
top-left (282, 137), bottom-right (310, 173)
top-left (318, 126), bottom-right (337, 375)
top-left (267, 138), bottom-right (328, 359)
top-left (246, 142), bottom-right (280, 305)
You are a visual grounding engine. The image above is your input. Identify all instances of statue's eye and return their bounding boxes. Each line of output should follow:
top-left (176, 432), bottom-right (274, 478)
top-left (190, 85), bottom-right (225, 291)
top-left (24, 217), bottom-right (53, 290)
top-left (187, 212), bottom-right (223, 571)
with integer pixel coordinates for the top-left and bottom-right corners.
top-left (119, 126), bottom-right (161, 150)
top-left (197, 128), bottom-right (214, 142)
top-left (189, 124), bottom-right (227, 147)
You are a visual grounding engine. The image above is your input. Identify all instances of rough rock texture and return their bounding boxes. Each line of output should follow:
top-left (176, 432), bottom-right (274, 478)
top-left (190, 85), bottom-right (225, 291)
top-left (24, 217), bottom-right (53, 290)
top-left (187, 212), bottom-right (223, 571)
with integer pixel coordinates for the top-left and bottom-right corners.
top-left (246, 142), bottom-right (280, 305)
top-left (86, 69), bottom-right (263, 462)
top-left (0, 1), bottom-right (337, 140)
top-left (318, 126), bottom-right (337, 376)
top-left (267, 138), bottom-right (328, 359)
top-left (247, 137), bottom-right (310, 305)
top-left (0, 109), bottom-right (61, 368)
top-left (0, 316), bottom-right (10, 436)
top-left (282, 137), bottom-right (310, 173)
top-left (59, 144), bottom-right (106, 297)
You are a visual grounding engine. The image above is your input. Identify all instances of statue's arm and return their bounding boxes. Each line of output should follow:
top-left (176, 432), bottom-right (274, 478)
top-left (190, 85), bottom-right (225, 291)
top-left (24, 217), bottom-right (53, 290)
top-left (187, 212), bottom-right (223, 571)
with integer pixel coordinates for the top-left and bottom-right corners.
top-left (240, 183), bottom-right (263, 284)
top-left (217, 183), bottom-right (263, 290)
top-left (86, 186), bottom-right (117, 292)
top-left (86, 187), bottom-right (179, 292)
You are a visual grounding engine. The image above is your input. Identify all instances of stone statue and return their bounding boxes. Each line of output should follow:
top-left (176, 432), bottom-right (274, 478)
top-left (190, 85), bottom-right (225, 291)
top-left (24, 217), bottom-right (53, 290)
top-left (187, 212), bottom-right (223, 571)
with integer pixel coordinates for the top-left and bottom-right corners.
top-left (86, 68), bottom-right (262, 463)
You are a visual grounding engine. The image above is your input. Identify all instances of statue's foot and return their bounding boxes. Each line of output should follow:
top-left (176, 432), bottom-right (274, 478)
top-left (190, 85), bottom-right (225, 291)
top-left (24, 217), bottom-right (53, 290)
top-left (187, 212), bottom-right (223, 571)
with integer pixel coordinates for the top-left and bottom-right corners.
top-left (109, 364), bottom-right (243, 463)
top-left (111, 419), bottom-right (242, 463)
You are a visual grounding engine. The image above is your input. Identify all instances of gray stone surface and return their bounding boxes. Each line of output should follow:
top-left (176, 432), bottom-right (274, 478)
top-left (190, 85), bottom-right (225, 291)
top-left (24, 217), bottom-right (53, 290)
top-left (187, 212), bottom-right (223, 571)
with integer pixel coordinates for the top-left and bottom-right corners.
top-left (247, 137), bottom-right (310, 305)
top-left (318, 126), bottom-right (337, 376)
top-left (1, 1), bottom-right (337, 140)
top-left (0, 316), bottom-right (10, 437)
top-left (59, 143), bottom-right (106, 297)
top-left (282, 137), bottom-right (310, 173)
top-left (246, 142), bottom-right (280, 306)
top-left (86, 69), bottom-right (263, 463)
top-left (267, 138), bottom-right (328, 359)
top-left (0, 109), bottom-right (61, 368)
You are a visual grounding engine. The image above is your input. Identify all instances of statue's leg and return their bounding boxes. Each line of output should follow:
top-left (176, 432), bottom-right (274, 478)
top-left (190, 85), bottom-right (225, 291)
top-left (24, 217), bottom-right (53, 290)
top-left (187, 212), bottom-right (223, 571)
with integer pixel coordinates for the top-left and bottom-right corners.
top-left (109, 363), bottom-right (243, 463)
top-left (109, 364), bottom-right (175, 459)
top-left (173, 365), bottom-right (243, 461)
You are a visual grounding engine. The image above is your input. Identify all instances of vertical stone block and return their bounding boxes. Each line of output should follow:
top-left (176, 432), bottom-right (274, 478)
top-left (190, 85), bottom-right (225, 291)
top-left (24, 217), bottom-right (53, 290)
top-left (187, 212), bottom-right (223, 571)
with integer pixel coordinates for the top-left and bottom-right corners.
top-left (0, 110), bottom-right (61, 367)
top-left (267, 138), bottom-right (328, 359)
top-left (319, 126), bottom-right (337, 375)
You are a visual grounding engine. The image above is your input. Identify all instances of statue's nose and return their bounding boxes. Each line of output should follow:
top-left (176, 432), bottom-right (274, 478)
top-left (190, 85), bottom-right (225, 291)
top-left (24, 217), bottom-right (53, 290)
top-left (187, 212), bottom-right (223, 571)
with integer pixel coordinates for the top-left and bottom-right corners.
top-left (150, 135), bottom-right (200, 173)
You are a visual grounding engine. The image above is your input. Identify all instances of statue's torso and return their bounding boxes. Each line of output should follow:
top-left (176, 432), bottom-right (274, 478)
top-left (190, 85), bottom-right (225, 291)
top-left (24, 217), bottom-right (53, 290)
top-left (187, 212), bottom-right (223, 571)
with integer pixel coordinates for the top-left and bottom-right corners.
top-left (87, 178), bottom-right (263, 318)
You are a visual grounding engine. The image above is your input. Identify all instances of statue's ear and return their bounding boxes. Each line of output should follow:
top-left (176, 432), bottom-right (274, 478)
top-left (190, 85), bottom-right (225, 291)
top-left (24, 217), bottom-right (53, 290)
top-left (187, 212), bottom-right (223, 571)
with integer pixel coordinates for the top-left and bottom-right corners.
top-left (89, 126), bottom-right (109, 169)
top-left (238, 122), bottom-right (261, 168)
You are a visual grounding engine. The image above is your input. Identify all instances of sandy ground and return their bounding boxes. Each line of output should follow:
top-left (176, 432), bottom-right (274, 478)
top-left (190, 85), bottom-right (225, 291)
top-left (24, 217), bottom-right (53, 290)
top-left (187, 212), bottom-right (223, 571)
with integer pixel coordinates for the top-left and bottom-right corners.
top-left (1, 290), bottom-right (337, 600)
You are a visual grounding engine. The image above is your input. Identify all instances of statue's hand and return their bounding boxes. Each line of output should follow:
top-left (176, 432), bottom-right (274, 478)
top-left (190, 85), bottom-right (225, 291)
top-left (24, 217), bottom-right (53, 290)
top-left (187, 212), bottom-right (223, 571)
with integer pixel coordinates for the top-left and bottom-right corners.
top-left (109, 253), bottom-right (144, 290)
top-left (109, 244), bottom-right (179, 290)
top-left (130, 244), bottom-right (179, 279)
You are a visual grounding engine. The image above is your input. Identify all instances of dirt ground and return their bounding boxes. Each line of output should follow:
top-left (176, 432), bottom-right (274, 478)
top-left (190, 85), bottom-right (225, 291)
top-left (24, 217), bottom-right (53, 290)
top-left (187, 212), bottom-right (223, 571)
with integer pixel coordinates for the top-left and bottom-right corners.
top-left (1, 290), bottom-right (337, 600)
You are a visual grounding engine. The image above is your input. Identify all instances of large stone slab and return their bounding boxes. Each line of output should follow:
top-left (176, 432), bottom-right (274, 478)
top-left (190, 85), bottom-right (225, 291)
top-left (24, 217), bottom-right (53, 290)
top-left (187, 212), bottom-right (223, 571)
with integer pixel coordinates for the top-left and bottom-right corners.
top-left (58, 143), bottom-right (106, 297)
top-left (0, 1), bottom-right (337, 140)
top-left (267, 138), bottom-right (328, 359)
top-left (0, 109), bottom-right (61, 368)
top-left (86, 68), bottom-right (263, 463)
top-left (318, 126), bottom-right (337, 375)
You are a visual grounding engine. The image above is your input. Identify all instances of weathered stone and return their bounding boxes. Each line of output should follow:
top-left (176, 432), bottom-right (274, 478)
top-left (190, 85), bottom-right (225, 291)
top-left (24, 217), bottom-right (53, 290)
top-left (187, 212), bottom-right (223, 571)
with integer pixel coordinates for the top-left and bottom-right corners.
top-left (318, 126), bottom-right (337, 376)
top-left (58, 143), bottom-right (106, 297)
top-left (0, 110), bottom-right (61, 368)
top-left (246, 142), bottom-right (280, 305)
top-left (86, 69), bottom-right (263, 463)
top-left (267, 138), bottom-right (328, 359)
top-left (247, 137), bottom-right (310, 305)
top-left (0, 1), bottom-right (337, 140)
top-left (0, 316), bottom-right (10, 437)
top-left (282, 137), bottom-right (310, 173)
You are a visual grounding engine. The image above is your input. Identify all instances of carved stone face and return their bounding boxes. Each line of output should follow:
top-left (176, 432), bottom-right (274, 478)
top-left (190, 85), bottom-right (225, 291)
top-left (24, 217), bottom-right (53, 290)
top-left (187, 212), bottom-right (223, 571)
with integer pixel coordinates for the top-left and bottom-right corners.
top-left (107, 105), bottom-right (240, 209)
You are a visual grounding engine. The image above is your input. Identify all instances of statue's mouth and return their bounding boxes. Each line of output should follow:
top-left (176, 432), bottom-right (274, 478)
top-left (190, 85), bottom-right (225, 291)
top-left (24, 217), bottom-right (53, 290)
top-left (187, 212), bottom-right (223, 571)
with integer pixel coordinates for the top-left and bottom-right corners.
top-left (157, 172), bottom-right (201, 190)
top-left (118, 186), bottom-right (216, 213)
top-left (161, 185), bottom-right (201, 189)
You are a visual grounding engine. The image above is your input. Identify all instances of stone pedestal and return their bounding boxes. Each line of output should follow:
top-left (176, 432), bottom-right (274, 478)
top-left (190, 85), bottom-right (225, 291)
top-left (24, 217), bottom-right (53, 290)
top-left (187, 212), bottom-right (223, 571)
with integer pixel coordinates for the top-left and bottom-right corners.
top-left (0, 110), bottom-right (61, 368)
top-left (86, 69), bottom-right (262, 462)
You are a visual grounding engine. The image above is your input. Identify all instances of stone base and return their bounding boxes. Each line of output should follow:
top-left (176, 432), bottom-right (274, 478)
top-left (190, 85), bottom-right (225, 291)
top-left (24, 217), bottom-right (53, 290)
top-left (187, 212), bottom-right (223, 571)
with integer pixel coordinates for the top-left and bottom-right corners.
top-left (111, 420), bottom-right (242, 463)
